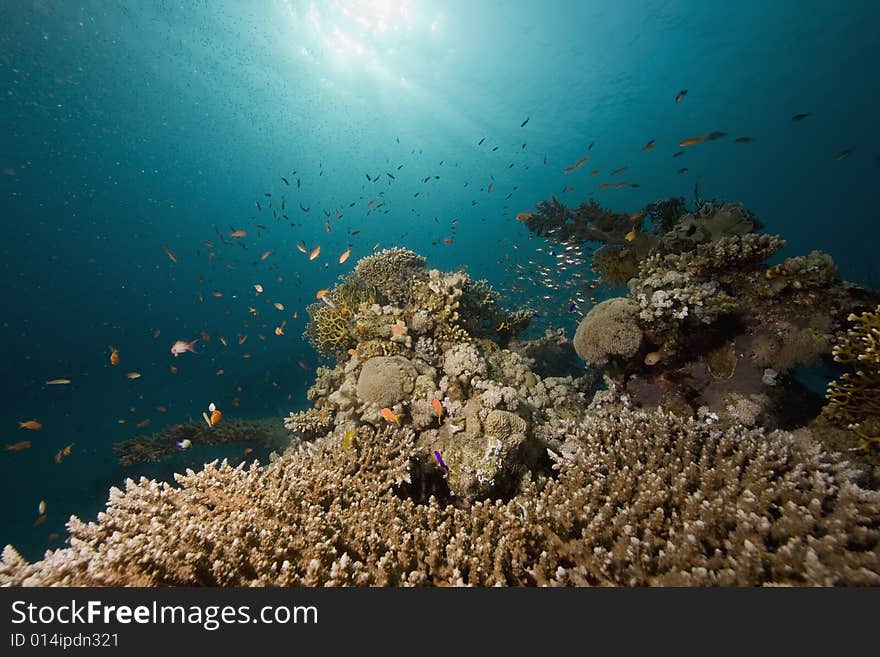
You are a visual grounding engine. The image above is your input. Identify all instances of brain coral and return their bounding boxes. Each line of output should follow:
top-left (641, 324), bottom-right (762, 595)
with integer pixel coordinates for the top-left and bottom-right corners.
top-left (573, 297), bottom-right (643, 366)
top-left (356, 356), bottom-right (418, 407)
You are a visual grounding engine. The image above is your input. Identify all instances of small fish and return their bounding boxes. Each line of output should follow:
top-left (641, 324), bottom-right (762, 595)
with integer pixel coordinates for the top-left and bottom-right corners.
top-left (673, 151), bottom-right (685, 158)
top-left (443, 237), bottom-right (453, 245)
top-left (338, 248), bottom-right (351, 264)
top-left (611, 166), bottom-right (628, 175)
top-left (169, 365), bottom-right (177, 374)
top-left (478, 137), bottom-right (486, 145)
top-left (299, 203), bottom-right (310, 213)
top-left (520, 117), bottom-right (529, 128)
top-left (563, 156), bottom-right (589, 173)
top-left (155, 406), bottom-right (167, 413)
top-left (734, 137), bottom-right (753, 143)
top-left (835, 148), bottom-right (854, 161)
top-left (216, 369), bottom-right (224, 376)
top-left (644, 349), bottom-right (666, 366)
top-left (309, 246), bottom-right (321, 261)
top-left (599, 182), bottom-right (611, 190)
top-left (260, 250), bottom-right (272, 260)
top-left (625, 226), bottom-right (638, 242)
top-left (109, 346), bottom-right (120, 366)
top-left (230, 229), bottom-right (247, 238)
top-left (4, 441), bottom-right (31, 451)
top-left (342, 428), bottom-right (356, 451)
top-left (706, 131), bottom-right (727, 141)
top-left (315, 289), bottom-right (330, 299)
top-left (125, 372), bottom-right (142, 379)
top-left (391, 324), bottom-right (406, 334)
top-left (273, 302), bottom-right (285, 311)
top-left (678, 167), bottom-right (689, 174)
top-left (211, 291), bottom-right (223, 297)
top-left (162, 245), bottom-right (178, 264)
top-left (675, 89), bottom-right (688, 103)
top-left (202, 402), bottom-right (222, 427)
top-left (45, 378), bottom-right (71, 385)
top-left (320, 295), bottom-right (336, 308)
top-left (255, 201), bottom-right (262, 211)
top-left (325, 221), bottom-right (331, 234)
top-left (18, 420), bottom-right (42, 431)
top-left (380, 407), bottom-right (401, 426)
top-left (176, 438), bottom-right (192, 450)
top-left (38, 500), bottom-right (46, 515)
top-left (136, 419), bottom-right (151, 428)
top-left (254, 284), bottom-right (263, 294)
top-left (433, 450), bottom-right (449, 472)
top-left (568, 302), bottom-right (577, 313)
top-left (170, 339), bottom-right (199, 357)
top-left (679, 135), bottom-right (706, 147)
top-left (791, 113), bottom-right (810, 122)
top-left (274, 325), bottom-right (284, 336)
top-left (516, 211), bottom-right (532, 222)
top-left (296, 241), bottom-right (307, 253)
top-left (487, 183), bottom-right (494, 193)
top-left (54, 448), bottom-right (63, 463)
top-left (563, 185), bottom-right (574, 193)
top-left (348, 348), bottom-right (358, 357)
top-left (33, 514), bottom-right (47, 527)
top-left (432, 397), bottom-right (443, 420)
top-left (641, 140), bottom-right (655, 152)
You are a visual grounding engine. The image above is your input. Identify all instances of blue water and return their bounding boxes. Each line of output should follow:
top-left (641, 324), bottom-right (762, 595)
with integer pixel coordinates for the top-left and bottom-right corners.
top-left (1, 0), bottom-right (878, 560)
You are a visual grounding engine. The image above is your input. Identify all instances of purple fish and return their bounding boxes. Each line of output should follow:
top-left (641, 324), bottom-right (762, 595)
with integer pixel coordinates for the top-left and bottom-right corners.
top-left (433, 450), bottom-right (449, 471)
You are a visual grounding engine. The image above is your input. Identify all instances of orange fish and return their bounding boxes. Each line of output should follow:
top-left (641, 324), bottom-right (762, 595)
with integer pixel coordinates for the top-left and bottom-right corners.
top-left (380, 407), bottom-right (401, 426)
top-left (216, 369), bottom-right (225, 376)
top-left (679, 135), bottom-right (706, 147)
top-left (162, 245), bottom-right (178, 264)
top-left (347, 348), bottom-right (358, 356)
top-left (515, 212), bottom-right (532, 222)
top-left (109, 346), bottom-right (120, 366)
top-left (238, 334), bottom-right (248, 345)
top-left (273, 302), bottom-right (285, 311)
top-left (261, 250), bottom-right (272, 260)
top-left (211, 290), bottom-right (223, 297)
top-left (243, 447), bottom-right (253, 455)
top-left (432, 397), bottom-right (443, 420)
top-left (590, 169), bottom-right (600, 176)
top-left (641, 139), bottom-right (655, 151)
top-left (611, 166), bottom-right (628, 175)
top-left (33, 514), bottom-right (47, 527)
top-left (443, 237), bottom-right (453, 245)
top-left (48, 533), bottom-right (60, 542)
top-left (53, 449), bottom-right (63, 464)
top-left (45, 378), bottom-right (71, 385)
top-left (316, 289), bottom-right (330, 299)
top-left (309, 246), bottom-right (321, 261)
top-left (599, 182), bottom-right (611, 190)
top-left (136, 419), bottom-right (151, 428)
top-left (125, 372), bottom-right (142, 379)
top-left (169, 365), bottom-right (178, 374)
top-left (253, 284), bottom-right (263, 294)
top-left (274, 326), bottom-right (284, 336)
top-left (230, 229), bottom-right (247, 238)
top-left (62, 443), bottom-right (73, 456)
top-left (155, 405), bottom-right (167, 413)
top-left (338, 249), bottom-right (351, 264)
top-left (18, 420), bottom-right (42, 431)
top-left (5, 441), bottom-right (31, 452)
top-left (563, 156), bottom-right (589, 173)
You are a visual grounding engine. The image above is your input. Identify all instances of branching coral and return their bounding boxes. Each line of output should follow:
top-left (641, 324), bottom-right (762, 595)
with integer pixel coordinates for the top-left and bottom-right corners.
top-left (5, 396), bottom-right (878, 586)
top-left (826, 305), bottom-right (880, 448)
top-left (354, 247), bottom-right (426, 305)
top-left (303, 275), bottom-right (378, 357)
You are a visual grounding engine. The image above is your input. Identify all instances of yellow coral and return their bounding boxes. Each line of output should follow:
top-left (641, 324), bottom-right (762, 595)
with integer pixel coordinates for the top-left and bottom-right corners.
top-left (304, 276), bottom-right (378, 356)
top-left (826, 305), bottom-right (880, 447)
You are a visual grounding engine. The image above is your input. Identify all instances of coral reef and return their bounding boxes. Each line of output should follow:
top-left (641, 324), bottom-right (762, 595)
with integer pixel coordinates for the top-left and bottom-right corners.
top-left (573, 297), bottom-right (643, 366)
top-left (354, 247), bottom-right (426, 305)
top-left (113, 419), bottom-right (287, 465)
top-left (4, 394), bottom-right (878, 586)
top-left (825, 305), bottom-right (880, 449)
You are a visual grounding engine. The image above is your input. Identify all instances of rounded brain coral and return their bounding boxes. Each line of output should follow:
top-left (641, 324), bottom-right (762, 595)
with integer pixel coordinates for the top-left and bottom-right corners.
top-left (356, 356), bottom-right (418, 407)
top-left (573, 297), bottom-right (643, 366)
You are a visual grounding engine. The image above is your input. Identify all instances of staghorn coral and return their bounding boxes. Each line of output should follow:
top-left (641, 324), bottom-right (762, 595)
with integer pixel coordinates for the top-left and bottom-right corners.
top-left (354, 247), bottom-right (426, 305)
top-left (572, 297), bottom-right (643, 366)
top-left (113, 419), bottom-right (286, 465)
top-left (283, 407), bottom-right (334, 440)
top-left (4, 396), bottom-right (878, 587)
top-left (825, 305), bottom-right (880, 448)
